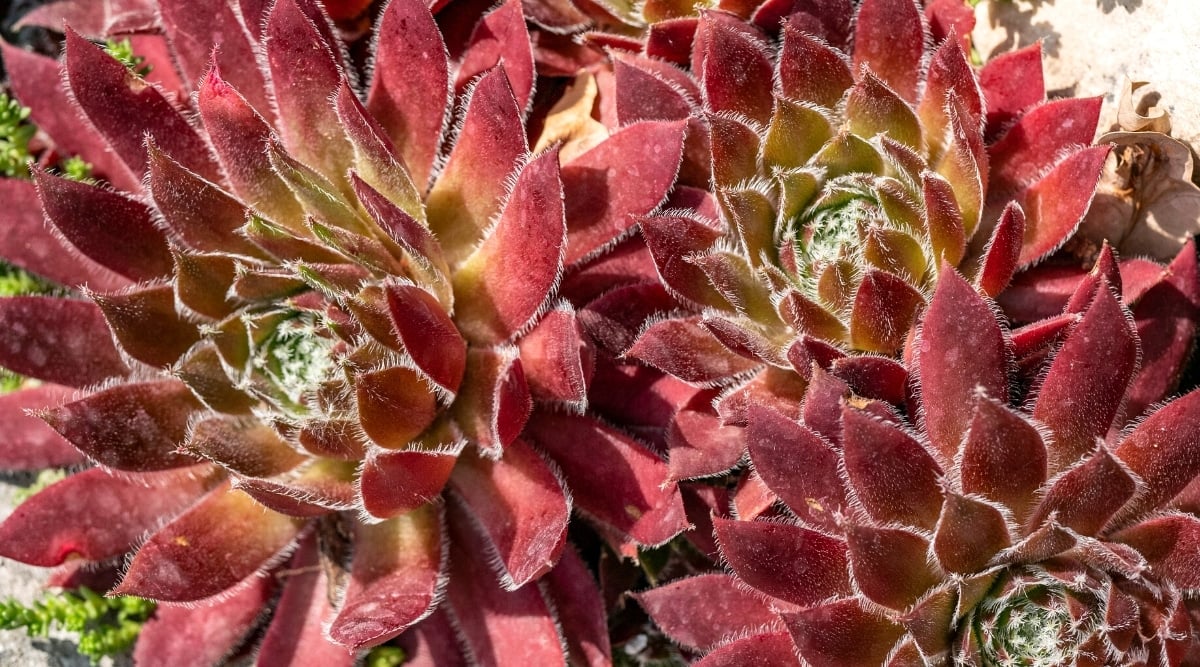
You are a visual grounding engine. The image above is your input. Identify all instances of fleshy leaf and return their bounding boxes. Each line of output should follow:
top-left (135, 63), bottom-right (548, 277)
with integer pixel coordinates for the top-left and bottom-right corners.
top-left (517, 305), bottom-right (593, 405)
top-left (257, 536), bottom-right (355, 666)
top-left (851, 0), bottom-right (924, 103)
top-left (452, 147), bottom-right (565, 345)
top-left (0, 297), bottom-right (129, 388)
top-left (714, 516), bottom-right (850, 608)
top-left (778, 22), bottom-right (854, 109)
top-left (933, 492), bottom-right (1011, 574)
top-left (1030, 446), bottom-right (1136, 536)
top-left (366, 0), bottom-right (450, 189)
top-left (698, 15), bottom-right (774, 124)
top-left (157, 0), bottom-right (271, 116)
top-left (114, 485), bottom-right (303, 602)
top-left (542, 548), bottom-right (611, 667)
top-left (0, 385), bottom-right (86, 469)
top-left (329, 505), bottom-right (444, 650)
top-left (92, 284), bottom-right (201, 368)
top-left (785, 598), bottom-right (905, 667)
top-left (355, 366), bottom-right (439, 450)
top-left (133, 576), bottom-right (274, 667)
top-left (636, 574), bottom-right (781, 651)
top-left (627, 317), bottom-right (760, 385)
top-left (746, 405), bottom-right (844, 531)
top-left (1017, 145), bottom-right (1111, 267)
top-left (455, 0), bottom-right (535, 113)
top-left (977, 43), bottom-right (1044, 141)
top-left (449, 439), bottom-right (569, 588)
top-left (919, 267), bottom-right (1008, 463)
top-left (40, 380), bottom-right (202, 471)
top-left (1114, 389), bottom-right (1200, 520)
top-left (842, 405), bottom-right (943, 530)
top-left (988, 98), bottom-right (1103, 197)
top-left (452, 348), bottom-right (531, 455)
top-left (977, 202), bottom-right (1027, 297)
top-left (846, 524), bottom-right (938, 610)
top-left (959, 396), bottom-right (1047, 522)
top-left (386, 283), bottom-right (467, 395)
top-left (0, 468), bottom-right (211, 566)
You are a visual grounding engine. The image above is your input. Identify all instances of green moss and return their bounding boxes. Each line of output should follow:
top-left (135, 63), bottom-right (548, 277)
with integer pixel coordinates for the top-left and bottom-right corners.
top-left (0, 93), bottom-right (35, 179)
top-left (11, 469), bottom-right (68, 504)
top-left (61, 155), bottom-right (94, 182)
top-left (0, 587), bottom-right (156, 663)
top-left (103, 38), bottom-right (152, 77)
top-left (365, 646), bottom-right (407, 667)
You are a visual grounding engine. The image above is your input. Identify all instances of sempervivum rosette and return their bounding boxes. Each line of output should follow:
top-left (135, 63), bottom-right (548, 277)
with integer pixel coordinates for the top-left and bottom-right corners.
top-left (636, 254), bottom-right (1200, 666)
top-left (0, 0), bottom-right (691, 663)
top-left (618, 0), bottom-right (1113, 418)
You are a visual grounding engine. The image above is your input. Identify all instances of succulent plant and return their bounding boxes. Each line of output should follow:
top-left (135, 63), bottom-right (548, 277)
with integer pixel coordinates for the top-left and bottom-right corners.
top-left (615, 0), bottom-right (1111, 412)
top-left (0, 0), bottom-right (692, 662)
top-left (637, 252), bottom-right (1200, 665)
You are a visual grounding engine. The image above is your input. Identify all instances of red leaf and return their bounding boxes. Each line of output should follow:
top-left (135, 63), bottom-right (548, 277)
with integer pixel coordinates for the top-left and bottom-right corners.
top-left (91, 284), bottom-right (201, 368)
top-left (1033, 280), bottom-right (1138, 472)
top-left (355, 366), bottom-right (439, 449)
top-left (852, 0), bottom-right (925, 103)
top-left (667, 389), bottom-right (746, 481)
top-left (329, 505), bottom-right (444, 649)
top-left (613, 54), bottom-right (694, 126)
top-left (713, 517), bottom-right (851, 607)
top-left (366, 0), bottom-right (450, 188)
top-left (978, 43), bottom-right (1044, 142)
top-left (63, 27), bottom-right (219, 181)
top-left (1114, 389), bottom-right (1200, 521)
top-left (977, 202), bottom-right (1027, 297)
top-left (959, 396), bottom-right (1047, 522)
top-left (34, 168), bottom-right (173, 282)
top-left (41, 380), bottom-right (202, 471)
top-left (265, 0), bottom-right (351, 188)
top-left (444, 502), bottom-right (566, 666)
top-left (0, 385), bottom-right (86, 470)
top-left (517, 306), bottom-right (593, 404)
top-left (133, 575), bottom-right (274, 667)
top-left (453, 348), bottom-right (532, 455)
top-left (563, 120), bottom-right (686, 265)
top-left (386, 283), bottom-right (467, 395)
top-left (0, 468), bottom-right (212, 566)
top-left (933, 492), bottom-right (1011, 574)
top-left (455, 0), bottom-right (535, 112)
top-left (427, 65), bottom-right (526, 264)
top-left (449, 439), bottom-right (569, 587)
top-left (627, 317), bottom-right (760, 385)
top-left (746, 405), bottom-right (845, 531)
top-left (698, 14), bottom-right (774, 124)
top-left (114, 485), bottom-right (303, 601)
top-left (452, 147), bottom-right (565, 345)
top-left (696, 632), bottom-right (801, 667)
top-left (842, 405), bottom-right (943, 530)
top-left (919, 267), bottom-right (1009, 462)
top-left (158, 0), bottom-right (270, 116)
top-left (784, 598), bottom-right (905, 667)
top-left (257, 537), bottom-right (355, 666)
top-left (778, 22), bottom-right (854, 109)
top-left (1030, 446), bottom-right (1136, 536)
top-left (849, 269), bottom-right (925, 354)
top-left (1016, 145), bottom-right (1111, 267)
top-left (846, 524), bottom-right (938, 610)
top-left (988, 97), bottom-right (1103, 198)
top-left (543, 548), bottom-right (611, 667)
top-left (360, 445), bottom-right (460, 519)
top-left (636, 574), bottom-right (781, 651)
top-left (526, 411), bottom-right (688, 546)
top-left (1111, 515), bottom-right (1200, 589)
top-left (0, 297), bottom-right (128, 388)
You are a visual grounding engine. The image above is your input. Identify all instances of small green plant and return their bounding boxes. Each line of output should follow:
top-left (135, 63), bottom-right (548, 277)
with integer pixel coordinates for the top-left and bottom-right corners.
top-left (103, 38), bottom-right (152, 77)
top-left (0, 587), bottom-right (156, 662)
top-left (0, 93), bottom-right (35, 178)
top-left (365, 646), bottom-right (407, 667)
top-left (12, 469), bottom-right (68, 504)
top-left (61, 155), bottom-right (94, 182)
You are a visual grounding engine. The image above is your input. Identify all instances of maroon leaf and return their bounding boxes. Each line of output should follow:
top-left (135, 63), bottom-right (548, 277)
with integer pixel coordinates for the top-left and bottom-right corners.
top-left (698, 14), bottom-right (774, 124)
top-left (444, 502), bottom-right (566, 666)
top-left (778, 22), bottom-right (854, 109)
top-left (257, 537), bottom-right (355, 666)
top-left (1114, 389), bottom-right (1200, 521)
top-left (563, 120), bottom-right (686, 266)
top-left (527, 412), bottom-right (688, 546)
top-left (933, 492), bottom-right (1011, 575)
top-left (846, 524), bottom-right (939, 610)
top-left (1030, 446), bottom-right (1136, 536)
top-left (0, 297), bottom-right (128, 388)
top-left (852, 0), bottom-right (925, 103)
top-left (746, 405), bottom-right (845, 531)
top-left (63, 27), bottom-right (219, 181)
top-left (977, 202), bottom-right (1027, 297)
top-left (427, 65), bottom-right (527, 265)
top-left (842, 406), bottom-right (944, 530)
top-left (114, 485), bottom-right (303, 602)
top-left (667, 390), bottom-right (746, 481)
top-left (133, 575), bottom-right (274, 667)
top-left (34, 168), bottom-right (173, 282)
top-left (455, 0), bottom-right (535, 112)
top-left (360, 445), bottom-right (459, 519)
top-left (613, 53), bottom-right (694, 126)
top-left (695, 632), bottom-right (801, 667)
top-left (517, 305), bottom-right (593, 405)
top-left (265, 0), bottom-right (351, 189)
top-left (40, 380), bottom-right (202, 471)
top-left (849, 269), bottom-right (925, 354)
top-left (0, 385), bottom-right (86, 470)
top-left (450, 439), bottom-right (569, 588)
top-left (919, 267), bottom-right (1009, 463)
top-left (329, 505), bottom-right (444, 649)
top-left (638, 213), bottom-right (728, 309)
top-left (543, 548), bottom-right (611, 667)
top-left (627, 317), bottom-right (760, 385)
top-left (386, 283), bottom-right (467, 395)
top-left (845, 69), bottom-right (922, 150)
top-left (1033, 279), bottom-right (1138, 472)
top-left (713, 517), bottom-right (851, 607)
top-left (452, 147), bottom-right (565, 345)
top-left (355, 366), bottom-right (439, 450)
top-left (1111, 515), bottom-right (1200, 590)
top-left (918, 32), bottom-right (982, 157)
top-left (91, 284), bottom-right (201, 368)
top-left (0, 468), bottom-right (212, 566)
top-left (959, 396), bottom-right (1047, 522)
top-left (185, 417), bottom-right (305, 478)
top-left (784, 598), bottom-right (905, 667)
top-left (636, 574), bottom-right (781, 651)
top-left (453, 348), bottom-right (532, 455)
top-left (158, 0), bottom-right (271, 116)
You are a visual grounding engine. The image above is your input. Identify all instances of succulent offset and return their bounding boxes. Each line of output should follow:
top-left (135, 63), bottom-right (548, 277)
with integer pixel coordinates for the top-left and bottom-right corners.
top-left (0, 0), bottom-right (692, 662)
top-left (639, 250), bottom-right (1200, 665)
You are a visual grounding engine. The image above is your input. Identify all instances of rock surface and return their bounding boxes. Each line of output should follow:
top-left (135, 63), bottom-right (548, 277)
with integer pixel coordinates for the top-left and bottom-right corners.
top-left (973, 0), bottom-right (1200, 149)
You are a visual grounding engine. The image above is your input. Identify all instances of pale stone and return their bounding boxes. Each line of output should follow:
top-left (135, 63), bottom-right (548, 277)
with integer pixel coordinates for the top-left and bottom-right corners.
top-left (973, 0), bottom-right (1200, 148)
